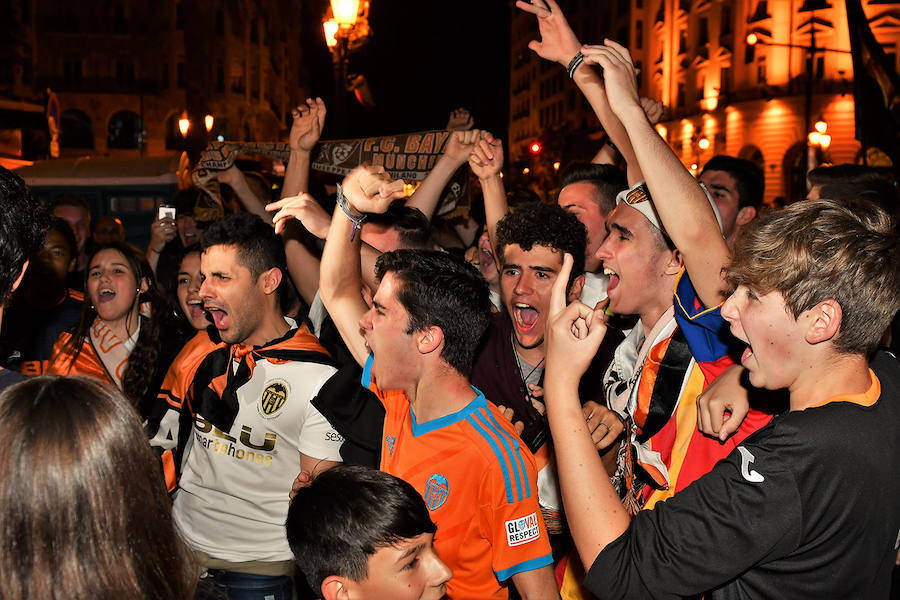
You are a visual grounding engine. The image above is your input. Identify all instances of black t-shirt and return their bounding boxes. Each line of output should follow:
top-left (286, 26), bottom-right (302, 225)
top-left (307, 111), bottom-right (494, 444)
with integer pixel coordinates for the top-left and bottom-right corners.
top-left (0, 291), bottom-right (82, 374)
top-left (585, 350), bottom-right (900, 599)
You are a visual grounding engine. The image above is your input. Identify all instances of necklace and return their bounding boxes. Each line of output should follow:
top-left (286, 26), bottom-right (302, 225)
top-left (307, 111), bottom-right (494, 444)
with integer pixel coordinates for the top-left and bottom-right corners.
top-left (511, 331), bottom-right (545, 399)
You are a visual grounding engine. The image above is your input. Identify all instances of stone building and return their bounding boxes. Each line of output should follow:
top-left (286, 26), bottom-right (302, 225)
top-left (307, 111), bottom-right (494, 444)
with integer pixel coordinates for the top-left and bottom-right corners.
top-left (509, 0), bottom-right (900, 204)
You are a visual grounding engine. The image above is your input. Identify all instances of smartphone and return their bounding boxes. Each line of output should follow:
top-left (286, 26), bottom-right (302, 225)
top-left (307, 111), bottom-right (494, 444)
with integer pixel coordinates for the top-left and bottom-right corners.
top-left (158, 205), bottom-right (176, 220)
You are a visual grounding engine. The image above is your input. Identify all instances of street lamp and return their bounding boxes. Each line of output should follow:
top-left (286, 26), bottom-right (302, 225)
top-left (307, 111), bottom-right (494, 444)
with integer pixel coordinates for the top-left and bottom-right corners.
top-left (178, 113), bottom-right (190, 137)
top-left (323, 0), bottom-right (371, 136)
top-left (807, 119), bottom-right (831, 170)
top-left (204, 114), bottom-right (214, 133)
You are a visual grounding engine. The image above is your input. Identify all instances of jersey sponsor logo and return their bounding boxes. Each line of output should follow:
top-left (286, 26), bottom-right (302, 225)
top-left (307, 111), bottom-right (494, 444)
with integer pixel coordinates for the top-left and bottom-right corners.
top-left (505, 512), bottom-right (540, 547)
top-left (325, 431), bottom-right (344, 443)
top-left (385, 435), bottom-right (396, 456)
top-left (737, 446), bottom-right (765, 483)
top-left (423, 473), bottom-right (449, 511)
top-left (258, 380), bottom-right (289, 418)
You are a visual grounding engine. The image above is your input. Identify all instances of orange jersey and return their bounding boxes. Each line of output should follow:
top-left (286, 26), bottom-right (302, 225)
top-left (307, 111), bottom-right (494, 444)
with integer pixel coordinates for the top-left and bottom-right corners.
top-left (149, 329), bottom-right (223, 492)
top-left (46, 332), bottom-right (115, 386)
top-left (363, 356), bottom-right (553, 599)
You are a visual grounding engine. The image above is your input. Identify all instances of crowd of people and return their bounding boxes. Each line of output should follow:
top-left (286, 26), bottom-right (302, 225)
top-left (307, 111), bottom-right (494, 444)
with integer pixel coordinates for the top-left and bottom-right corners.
top-left (0, 1), bottom-right (898, 598)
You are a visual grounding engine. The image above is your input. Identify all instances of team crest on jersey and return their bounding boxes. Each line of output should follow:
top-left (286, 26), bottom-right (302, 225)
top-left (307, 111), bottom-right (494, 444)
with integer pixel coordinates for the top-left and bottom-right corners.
top-left (258, 380), bottom-right (289, 418)
top-left (385, 436), bottom-right (396, 455)
top-left (423, 474), bottom-right (449, 511)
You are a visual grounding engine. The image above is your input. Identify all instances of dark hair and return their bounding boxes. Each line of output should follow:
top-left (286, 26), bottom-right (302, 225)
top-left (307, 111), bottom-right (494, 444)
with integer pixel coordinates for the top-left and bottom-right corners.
top-left (701, 155), bottom-right (764, 210)
top-left (286, 465), bottom-right (437, 594)
top-left (50, 192), bottom-right (90, 213)
top-left (726, 198), bottom-right (900, 355)
top-left (374, 249), bottom-right (491, 376)
top-left (365, 205), bottom-right (432, 249)
top-left (58, 242), bottom-right (165, 417)
top-left (560, 162), bottom-right (628, 215)
top-left (47, 216), bottom-right (78, 258)
top-left (0, 167), bottom-right (48, 304)
top-left (163, 244), bottom-right (203, 341)
top-left (201, 212), bottom-right (295, 309)
top-left (807, 163), bottom-right (898, 220)
top-left (0, 376), bottom-right (196, 599)
top-left (172, 188), bottom-right (200, 216)
top-left (506, 186), bottom-right (542, 209)
top-left (495, 201), bottom-right (587, 283)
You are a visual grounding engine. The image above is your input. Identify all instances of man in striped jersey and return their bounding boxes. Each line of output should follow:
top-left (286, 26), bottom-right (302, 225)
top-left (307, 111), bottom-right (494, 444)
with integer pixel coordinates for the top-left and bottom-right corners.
top-left (319, 165), bottom-right (558, 599)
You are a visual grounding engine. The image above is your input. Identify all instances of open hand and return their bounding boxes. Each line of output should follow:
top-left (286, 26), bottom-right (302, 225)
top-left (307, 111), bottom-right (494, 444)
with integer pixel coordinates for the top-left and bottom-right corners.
top-left (580, 40), bottom-right (642, 117)
top-left (515, 0), bottom-right (582, 66)
top-left (290, 98), bottom-right (327, 153)
top-left (266, 193), bottom-right (331, 237)
top-left (446, 107), bottom-right (474, 131)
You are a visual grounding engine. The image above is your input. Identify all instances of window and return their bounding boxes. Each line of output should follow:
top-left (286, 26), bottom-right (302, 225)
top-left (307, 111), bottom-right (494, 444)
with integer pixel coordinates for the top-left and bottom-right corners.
top-left (115, 60), bottom-right (135, 88)
top-left (60, 109), bottom-right (94, 149)
top-left (635, 20), bottom-right (643, 49)
top-left (177, 61), bottom-right (184, 88)
top-left (62, 59), bottom-right (82, 85)
top-left (107, 111), bottom-right (143, 149)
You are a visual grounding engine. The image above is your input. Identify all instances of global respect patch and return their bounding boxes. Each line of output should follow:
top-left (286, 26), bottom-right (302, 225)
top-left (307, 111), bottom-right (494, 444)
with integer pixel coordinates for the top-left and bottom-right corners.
top-left (505, 512), bottom-right (540, 547)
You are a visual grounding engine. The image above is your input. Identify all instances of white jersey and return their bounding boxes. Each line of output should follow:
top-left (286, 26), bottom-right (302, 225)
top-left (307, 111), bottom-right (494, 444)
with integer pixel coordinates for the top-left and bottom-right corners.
top-left (173, 358), bottom-right (342, 562)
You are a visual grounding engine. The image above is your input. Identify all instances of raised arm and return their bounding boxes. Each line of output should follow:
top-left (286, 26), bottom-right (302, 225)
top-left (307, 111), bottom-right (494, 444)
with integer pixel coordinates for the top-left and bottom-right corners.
top-left (405, 129), bottom-right (483, 220)
top-left (214, 165), bottom-right (273, 224)
top-left (319, 166), bottom-right (406, 367)
top-left (516, 0), bottom-right (644, 185)
top-left (543, 253), bottom-right (630, 569)
top-left (282, 98), bottom-right (326, 199)
top-left (468, 134), bottom-right (506, 259)
top-left (582, 41), bottom-right (729, 306)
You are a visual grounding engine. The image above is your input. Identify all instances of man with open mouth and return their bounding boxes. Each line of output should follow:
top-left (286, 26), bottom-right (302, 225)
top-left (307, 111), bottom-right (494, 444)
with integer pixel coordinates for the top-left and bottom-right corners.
top-left (159, 213), bottom-right (345, 599)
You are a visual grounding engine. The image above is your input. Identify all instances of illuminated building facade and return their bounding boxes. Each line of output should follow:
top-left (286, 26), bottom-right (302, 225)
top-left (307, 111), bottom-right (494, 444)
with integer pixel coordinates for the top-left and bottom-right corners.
top-left (510, 0), bottom-right (900, 204)
top-left (1, 0), bottom-right (308, 160)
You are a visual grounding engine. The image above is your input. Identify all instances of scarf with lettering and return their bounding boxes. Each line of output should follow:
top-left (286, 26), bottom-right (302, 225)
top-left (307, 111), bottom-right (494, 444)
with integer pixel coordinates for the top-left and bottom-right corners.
top-left (192, 324), bottom-right (333, 431)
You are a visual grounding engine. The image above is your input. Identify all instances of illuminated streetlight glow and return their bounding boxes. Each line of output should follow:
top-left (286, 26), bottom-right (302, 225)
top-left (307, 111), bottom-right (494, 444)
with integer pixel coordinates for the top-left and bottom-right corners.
top-left (819, 133), bottom-right (831, 149)
top-left (746, 32), bottom-right (759, 46)
top-left (698, 136), bottom-right (710, 150)
top-left (808, 131), bottom-right (821, 145)
top-left (204, 114), bottom-right (214, 132)
top-left (529, 142), bottom-right (541, 154)
top-left (523, 167), bottom-right (530, 174)
top-left (330, 0), bottom-right (360, 27)
top-left (178, 116), bottom-right (190, 137)
top-left (553, 161), bottom-right (560, 170)
top-left (814, 120), bottom-right (827, 134)
top-left (323, 19), bottom-right (338, 47)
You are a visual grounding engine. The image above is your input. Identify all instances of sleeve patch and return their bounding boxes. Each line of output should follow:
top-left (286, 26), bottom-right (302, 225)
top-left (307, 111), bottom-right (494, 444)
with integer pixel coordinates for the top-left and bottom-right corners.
top-left (506, 512), bottom-right (541, 547)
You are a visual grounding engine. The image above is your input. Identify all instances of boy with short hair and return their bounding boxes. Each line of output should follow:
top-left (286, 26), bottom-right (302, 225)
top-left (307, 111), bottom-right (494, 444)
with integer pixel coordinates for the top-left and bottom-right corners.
top-left (286, 465), bottom-right (452, 600)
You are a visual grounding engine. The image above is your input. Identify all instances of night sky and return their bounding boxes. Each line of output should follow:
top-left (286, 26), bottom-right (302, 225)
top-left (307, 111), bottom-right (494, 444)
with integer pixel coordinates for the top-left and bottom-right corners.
top-left (302, 0), bottom-right (511, 140)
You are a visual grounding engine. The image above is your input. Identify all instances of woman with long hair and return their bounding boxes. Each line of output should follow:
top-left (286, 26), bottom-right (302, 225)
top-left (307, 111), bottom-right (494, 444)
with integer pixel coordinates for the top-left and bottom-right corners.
top-left (0, 375), bottom-right (196, 598)
top-left (48, 241), bottom-right (170, 419)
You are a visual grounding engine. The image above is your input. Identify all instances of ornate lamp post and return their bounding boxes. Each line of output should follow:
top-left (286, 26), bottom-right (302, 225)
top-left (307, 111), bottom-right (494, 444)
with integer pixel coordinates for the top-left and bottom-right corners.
top-left (323, 0), bottom-right (371, 136)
